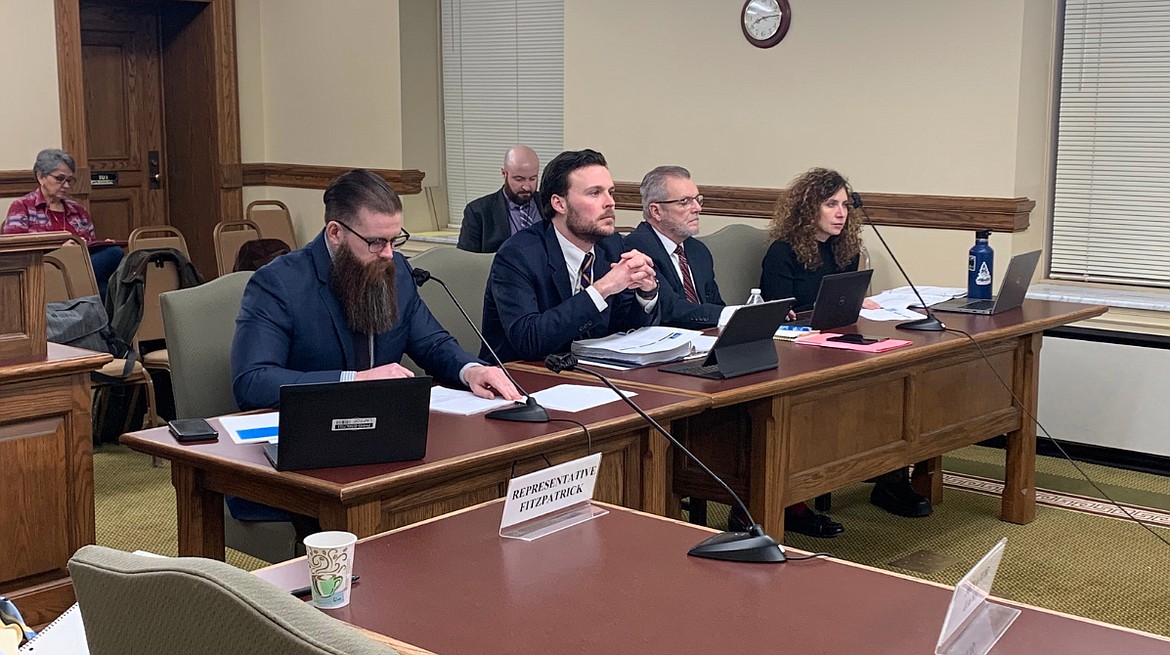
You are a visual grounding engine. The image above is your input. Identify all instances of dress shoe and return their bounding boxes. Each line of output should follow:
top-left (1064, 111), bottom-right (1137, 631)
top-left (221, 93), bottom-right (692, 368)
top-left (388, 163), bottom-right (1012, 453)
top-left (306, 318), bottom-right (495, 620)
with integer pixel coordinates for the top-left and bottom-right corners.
top-left (784, 508), bottom-right (845, 538)
top-left (870, 478), bottom-right (932, 517)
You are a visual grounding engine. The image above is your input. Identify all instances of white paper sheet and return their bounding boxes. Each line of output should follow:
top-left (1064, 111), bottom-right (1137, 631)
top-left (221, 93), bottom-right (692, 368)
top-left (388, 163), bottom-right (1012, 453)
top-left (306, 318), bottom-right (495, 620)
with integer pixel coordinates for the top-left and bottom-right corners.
top-left (429, 386), bottom-right (516, 415)
top-left (530, 384), bottom-right (635, 412)
top-left (860, 307), bottom-right (928, 322)
top-left (691, 335), bottom-right (718, 354)
top-left (219, 412), bottom-right (280, 445)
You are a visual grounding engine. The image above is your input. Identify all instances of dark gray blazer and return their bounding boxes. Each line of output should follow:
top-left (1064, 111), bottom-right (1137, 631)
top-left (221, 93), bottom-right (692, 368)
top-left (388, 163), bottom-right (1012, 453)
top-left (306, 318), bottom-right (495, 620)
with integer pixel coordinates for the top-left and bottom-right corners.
top-left (623, 221), bottom-right (725, 328)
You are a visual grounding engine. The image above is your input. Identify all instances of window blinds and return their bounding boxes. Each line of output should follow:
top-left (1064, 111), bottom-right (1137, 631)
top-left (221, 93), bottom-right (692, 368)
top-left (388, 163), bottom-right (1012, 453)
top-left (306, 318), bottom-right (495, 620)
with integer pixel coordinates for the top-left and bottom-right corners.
top-left (1051, 0), bottom-right (1170, 287)
top-left (440, 0), bottom-right (564, 228)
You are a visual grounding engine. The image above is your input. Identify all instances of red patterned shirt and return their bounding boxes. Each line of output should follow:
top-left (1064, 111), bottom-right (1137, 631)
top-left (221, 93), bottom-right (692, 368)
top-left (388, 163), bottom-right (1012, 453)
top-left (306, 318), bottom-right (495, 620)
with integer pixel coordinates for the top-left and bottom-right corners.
top-left (3, 188), bottom-right (96, 244)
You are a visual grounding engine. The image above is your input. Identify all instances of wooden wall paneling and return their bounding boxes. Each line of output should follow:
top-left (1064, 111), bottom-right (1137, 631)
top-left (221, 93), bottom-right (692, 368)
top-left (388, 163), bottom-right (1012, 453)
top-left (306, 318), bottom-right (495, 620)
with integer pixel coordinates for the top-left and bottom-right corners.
top-left (87, 189), bottom-right (137, 241)
top-left (613, 182), bottom-right (1034, 233)
top-left (241, 163), bottom-right (427, 195)
top-left (210, 0), bottom-right (243, 224)
top-left (0, 417), bottom-right (71, 582)
top-left (161, 2), bottom-right (220, 278)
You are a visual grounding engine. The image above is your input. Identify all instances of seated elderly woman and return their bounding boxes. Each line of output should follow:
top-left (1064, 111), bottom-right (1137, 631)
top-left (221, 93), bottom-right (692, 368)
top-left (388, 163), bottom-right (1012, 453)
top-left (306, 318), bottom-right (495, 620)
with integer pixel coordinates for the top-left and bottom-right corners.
top-left (3, 148), bottom-right (124, 298)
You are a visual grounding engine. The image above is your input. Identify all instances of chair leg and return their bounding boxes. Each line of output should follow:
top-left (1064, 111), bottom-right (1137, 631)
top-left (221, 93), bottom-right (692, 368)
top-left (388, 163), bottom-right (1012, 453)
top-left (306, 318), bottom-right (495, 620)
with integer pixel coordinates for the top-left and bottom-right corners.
top-left (139, 369), bottom-right (164, 468)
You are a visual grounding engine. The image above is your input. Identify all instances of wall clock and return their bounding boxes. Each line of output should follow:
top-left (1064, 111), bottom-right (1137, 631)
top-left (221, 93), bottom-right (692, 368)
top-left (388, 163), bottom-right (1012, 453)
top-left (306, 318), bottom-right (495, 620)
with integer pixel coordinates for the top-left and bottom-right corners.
top-left (741, 0), bottom-right (791, 49)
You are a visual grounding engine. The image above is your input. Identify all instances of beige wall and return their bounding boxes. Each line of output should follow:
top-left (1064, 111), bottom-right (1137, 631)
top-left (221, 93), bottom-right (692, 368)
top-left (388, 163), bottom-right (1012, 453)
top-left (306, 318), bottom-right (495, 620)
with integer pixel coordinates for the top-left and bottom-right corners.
top-left (236, 0), bottom-right (406, 241)
top-left (1, 0), bottom-right (62, 209)
top-left (568, 0), bottom-right (1056, 292)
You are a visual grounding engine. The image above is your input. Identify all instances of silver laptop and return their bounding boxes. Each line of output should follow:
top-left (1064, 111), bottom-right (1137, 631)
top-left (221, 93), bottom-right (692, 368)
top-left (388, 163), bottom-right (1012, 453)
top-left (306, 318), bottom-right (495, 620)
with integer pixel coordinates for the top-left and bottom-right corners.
top-left (930, 250), bottom-right (1041, 315)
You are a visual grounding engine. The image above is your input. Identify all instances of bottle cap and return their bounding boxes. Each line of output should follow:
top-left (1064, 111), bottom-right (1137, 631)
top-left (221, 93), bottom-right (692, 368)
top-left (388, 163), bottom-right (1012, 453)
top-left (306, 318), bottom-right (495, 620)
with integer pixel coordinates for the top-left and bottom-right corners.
top-left (976, 230), bottom-right (991, 239)
top-left (750, 288), bottom-right (761, 294)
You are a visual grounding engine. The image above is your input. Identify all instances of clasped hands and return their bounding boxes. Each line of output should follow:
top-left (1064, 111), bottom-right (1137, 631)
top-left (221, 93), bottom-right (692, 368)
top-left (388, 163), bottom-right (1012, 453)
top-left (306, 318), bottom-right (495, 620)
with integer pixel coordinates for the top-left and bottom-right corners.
top-left (592, 250), bottom-right (657, 298)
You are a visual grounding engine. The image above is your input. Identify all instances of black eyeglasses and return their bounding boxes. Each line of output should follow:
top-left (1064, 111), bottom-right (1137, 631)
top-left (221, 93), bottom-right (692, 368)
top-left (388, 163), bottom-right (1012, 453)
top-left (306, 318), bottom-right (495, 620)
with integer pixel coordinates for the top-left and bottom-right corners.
top-left (47, 173), bottom-right (76, 185)
top-left (653, 195), bottom-right (704, 208)
top-left (334, 221), bottom-right (410, 252)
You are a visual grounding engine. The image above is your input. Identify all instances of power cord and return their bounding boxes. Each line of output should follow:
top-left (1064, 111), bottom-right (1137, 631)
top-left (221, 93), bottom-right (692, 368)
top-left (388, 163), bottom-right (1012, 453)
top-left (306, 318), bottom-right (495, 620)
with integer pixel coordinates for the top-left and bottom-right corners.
top-left (943, 326), bottom-right (1170, 550)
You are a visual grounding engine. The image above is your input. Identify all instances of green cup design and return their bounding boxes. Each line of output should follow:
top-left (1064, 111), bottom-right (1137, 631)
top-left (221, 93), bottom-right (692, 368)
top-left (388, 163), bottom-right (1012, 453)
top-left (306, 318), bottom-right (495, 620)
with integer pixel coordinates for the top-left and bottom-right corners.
top-left (313, 574), bottom-right (344, 598)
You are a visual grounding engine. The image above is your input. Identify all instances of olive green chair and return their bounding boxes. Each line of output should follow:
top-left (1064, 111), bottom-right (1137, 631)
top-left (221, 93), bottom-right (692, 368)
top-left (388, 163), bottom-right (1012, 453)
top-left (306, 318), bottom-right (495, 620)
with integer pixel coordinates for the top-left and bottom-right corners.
top-left (68, 545), bottom-right (397, 655)
top-left (161, 272), bottom-right (298, 563)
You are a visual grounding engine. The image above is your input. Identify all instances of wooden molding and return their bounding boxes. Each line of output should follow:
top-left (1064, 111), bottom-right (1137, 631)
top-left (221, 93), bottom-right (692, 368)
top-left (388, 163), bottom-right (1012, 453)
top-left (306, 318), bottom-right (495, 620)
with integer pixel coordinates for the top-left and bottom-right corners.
top-left (0, 171), bottom-right (36, 197)
top-left (241, 163), bottom-right (426, 195)
top-left (613, 182), bottom-right (1033, 233)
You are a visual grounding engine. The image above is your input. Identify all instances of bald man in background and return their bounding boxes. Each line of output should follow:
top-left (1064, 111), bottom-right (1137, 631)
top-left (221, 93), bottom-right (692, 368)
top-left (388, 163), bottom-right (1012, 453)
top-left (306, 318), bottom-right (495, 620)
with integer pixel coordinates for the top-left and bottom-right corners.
top-left (457, 145), bottom-right (542, 253)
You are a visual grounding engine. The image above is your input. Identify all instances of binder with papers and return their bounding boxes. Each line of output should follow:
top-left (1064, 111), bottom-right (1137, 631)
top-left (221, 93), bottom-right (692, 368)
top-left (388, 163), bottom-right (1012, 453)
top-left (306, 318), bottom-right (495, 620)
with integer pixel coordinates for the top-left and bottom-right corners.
top-left (571, 326), bottom-right (701, 367)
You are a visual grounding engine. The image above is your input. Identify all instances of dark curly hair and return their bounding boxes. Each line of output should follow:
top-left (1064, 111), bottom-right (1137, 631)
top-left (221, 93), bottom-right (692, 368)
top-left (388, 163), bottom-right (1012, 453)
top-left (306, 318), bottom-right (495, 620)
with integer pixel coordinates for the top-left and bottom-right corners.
top-left (767, 168), bottom-right (862, 270)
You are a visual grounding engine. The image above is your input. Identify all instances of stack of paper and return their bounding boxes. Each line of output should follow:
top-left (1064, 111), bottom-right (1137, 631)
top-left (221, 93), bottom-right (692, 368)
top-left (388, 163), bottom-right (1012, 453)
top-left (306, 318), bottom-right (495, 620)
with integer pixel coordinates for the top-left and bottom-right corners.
top-left (571, 326), bottom-right (700, 366)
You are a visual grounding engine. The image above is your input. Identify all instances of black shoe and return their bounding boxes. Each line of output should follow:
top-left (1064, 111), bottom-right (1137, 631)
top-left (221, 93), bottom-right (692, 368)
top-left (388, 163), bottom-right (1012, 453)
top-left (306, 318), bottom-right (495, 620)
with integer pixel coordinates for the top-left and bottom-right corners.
top-left (870, 479), bottom-right (932, 517)
top-left (785, 509), bottom-right (845, 538)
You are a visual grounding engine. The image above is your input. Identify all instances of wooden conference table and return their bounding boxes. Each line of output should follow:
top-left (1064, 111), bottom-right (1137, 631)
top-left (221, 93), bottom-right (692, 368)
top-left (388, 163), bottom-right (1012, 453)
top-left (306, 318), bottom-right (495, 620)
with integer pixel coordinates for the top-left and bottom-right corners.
top-left (120, 369), bottom-right (709, 559)
top-left (255, 500), bottom-right (1170, 654)
top-left (517, 300), bottom-right (1106, 537)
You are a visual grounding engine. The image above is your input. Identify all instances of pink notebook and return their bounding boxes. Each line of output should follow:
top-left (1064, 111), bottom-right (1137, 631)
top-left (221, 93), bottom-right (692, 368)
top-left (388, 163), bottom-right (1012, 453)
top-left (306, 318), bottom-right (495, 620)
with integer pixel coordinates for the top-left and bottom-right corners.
top-left (793, 332), bottom-right (912, 353)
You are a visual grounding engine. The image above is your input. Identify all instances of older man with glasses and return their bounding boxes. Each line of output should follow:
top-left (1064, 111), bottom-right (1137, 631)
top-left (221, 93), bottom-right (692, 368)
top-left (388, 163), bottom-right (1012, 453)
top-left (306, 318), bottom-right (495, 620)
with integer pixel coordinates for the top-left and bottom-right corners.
top-left (231, 168), bottom-right (521, 411)
top-left (622, 165), bottom-right (725, 329)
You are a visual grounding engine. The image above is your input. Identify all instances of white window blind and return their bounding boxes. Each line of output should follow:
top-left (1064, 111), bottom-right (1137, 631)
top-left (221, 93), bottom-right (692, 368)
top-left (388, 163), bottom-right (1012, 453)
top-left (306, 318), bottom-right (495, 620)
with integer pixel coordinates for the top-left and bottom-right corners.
top-left (1051, 0), bottom-right (1170, 287)
top-left (441, 0), bottom-right (564, 228)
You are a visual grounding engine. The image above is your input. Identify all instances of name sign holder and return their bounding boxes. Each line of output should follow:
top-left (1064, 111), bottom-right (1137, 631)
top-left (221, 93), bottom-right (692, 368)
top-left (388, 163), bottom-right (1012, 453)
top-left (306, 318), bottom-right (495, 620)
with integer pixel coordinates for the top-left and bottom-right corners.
top-left (499, 453), bottom-right (606, 542)
top-left (935, 537), bottom-right (1020, 655)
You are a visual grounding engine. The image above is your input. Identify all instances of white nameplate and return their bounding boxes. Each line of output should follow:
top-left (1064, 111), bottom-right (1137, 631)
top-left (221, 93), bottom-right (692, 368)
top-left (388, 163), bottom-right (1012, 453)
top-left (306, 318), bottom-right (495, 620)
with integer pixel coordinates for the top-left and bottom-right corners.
top-left (935, 537), bottom-right (1020, 655)
top-left (499, 453), bottom-right (606, 541)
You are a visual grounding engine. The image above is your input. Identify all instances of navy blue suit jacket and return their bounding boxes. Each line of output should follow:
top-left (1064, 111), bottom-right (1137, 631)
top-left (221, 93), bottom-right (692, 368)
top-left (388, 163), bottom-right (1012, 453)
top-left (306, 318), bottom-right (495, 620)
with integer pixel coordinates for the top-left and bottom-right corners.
top-left (622, 222), bottom-right (725, 329)
top-left (231, 232), bottom-right (479, 410)
top-left (480, 220), bottom-right (657, 362)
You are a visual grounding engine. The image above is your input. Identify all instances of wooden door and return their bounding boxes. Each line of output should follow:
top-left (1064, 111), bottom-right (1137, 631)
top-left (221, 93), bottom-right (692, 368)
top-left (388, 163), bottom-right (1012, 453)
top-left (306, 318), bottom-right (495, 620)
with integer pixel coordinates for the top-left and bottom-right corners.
top-left (80, 3), bottom-right (168, 241)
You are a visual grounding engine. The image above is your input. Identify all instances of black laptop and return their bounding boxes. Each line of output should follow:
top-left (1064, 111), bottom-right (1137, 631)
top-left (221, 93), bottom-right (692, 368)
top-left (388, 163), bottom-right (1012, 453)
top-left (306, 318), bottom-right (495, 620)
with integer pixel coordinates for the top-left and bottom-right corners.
top-left (930, 250), bottom-right (1041, 315)
top-left (659, 298), bottom-right (794, 379)
top-left (787, 269), bottom-right (874, 330)
top-left (263, 377), bottom-right (432, 471)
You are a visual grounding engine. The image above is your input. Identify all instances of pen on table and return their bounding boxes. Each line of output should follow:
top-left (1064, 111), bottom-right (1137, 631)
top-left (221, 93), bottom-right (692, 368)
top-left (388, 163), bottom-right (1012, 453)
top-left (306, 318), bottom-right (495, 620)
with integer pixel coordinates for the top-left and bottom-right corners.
top-left (289, 575), bottom-right (360, 597)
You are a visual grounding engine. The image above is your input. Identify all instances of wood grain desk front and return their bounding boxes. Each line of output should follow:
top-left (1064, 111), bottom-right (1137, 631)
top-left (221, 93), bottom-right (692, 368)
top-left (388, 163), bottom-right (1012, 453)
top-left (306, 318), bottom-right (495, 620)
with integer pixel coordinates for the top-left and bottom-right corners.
top-left (119, 369), bottom-right (710, 559)
top-left (255, 500), bottom-right (1170, 655)
top-left (518, 300), bottom-right (1106, 538)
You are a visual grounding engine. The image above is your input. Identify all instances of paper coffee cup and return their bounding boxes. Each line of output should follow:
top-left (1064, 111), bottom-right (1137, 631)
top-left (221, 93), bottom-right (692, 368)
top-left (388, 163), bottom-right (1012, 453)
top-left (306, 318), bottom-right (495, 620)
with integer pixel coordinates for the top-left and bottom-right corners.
top-left (303, 531), bottom-right (357, 609)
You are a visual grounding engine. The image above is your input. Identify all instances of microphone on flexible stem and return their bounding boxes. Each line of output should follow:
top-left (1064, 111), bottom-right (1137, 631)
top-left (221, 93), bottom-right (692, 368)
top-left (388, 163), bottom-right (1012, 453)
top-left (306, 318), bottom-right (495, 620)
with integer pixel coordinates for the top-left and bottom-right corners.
top-left (544, 352), bottom-right (785, 563)
top-left (412, 267), bottom-right (549, 422)
top-left (850, 191), bottom-right (946, 332)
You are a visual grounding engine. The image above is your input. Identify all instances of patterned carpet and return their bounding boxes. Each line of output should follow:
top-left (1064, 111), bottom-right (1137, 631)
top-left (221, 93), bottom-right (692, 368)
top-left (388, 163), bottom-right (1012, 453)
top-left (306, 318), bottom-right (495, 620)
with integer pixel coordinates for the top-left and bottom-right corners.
top-left (94, 444), bottom-right (1170, 636)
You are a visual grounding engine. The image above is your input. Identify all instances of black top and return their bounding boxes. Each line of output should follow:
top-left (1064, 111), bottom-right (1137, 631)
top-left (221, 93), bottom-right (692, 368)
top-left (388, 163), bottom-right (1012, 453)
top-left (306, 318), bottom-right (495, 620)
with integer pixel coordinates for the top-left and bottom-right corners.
top-left (760, 237), bottom-right (859, 312)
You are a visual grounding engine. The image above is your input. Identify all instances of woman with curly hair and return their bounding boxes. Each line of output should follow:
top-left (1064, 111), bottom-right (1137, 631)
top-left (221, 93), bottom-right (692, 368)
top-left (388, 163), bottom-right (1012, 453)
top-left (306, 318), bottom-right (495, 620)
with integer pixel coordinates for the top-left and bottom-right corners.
top-left (760, 167), bottom-right (875, 311)
top-left (758, 167), bottom-right (931, 523)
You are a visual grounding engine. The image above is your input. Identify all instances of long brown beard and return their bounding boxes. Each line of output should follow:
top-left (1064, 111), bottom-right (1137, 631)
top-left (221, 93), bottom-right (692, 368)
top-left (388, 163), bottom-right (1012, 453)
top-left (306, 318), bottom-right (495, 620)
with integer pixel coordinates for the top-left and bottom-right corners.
top-left (330, 243), bottom-right (398, 334)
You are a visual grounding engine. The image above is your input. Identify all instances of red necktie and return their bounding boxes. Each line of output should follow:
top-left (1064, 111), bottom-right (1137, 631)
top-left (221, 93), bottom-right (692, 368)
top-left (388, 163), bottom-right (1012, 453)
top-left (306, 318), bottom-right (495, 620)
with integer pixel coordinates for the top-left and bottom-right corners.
top-left (674, 244), bottom-right (700, 304)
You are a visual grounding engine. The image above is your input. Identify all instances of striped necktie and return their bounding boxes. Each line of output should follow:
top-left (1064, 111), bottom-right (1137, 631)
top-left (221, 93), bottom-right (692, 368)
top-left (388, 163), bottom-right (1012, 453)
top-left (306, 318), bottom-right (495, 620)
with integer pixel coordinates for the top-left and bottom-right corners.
top-left (674, 244), bottom-right (700, 304)
top-left (578, 251), bottom-right (594, 292)
top-left (517, 203), bottom-right (535, 229)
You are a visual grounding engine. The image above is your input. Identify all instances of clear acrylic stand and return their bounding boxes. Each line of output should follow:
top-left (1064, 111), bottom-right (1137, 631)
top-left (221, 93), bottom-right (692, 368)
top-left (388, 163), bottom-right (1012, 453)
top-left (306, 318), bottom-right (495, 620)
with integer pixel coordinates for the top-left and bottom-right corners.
top-left (935, 537), bottom-right (1020, 655)
top-left (499, 501), bottom-right (608, 542)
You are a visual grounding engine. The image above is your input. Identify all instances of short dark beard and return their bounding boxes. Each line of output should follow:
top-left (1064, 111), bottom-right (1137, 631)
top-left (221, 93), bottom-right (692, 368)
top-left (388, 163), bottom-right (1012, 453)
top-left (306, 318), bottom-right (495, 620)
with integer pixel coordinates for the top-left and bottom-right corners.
top-left (564, 202), bottom-right (614, 246)
top-left (329, 243), bottom-right (398, 334)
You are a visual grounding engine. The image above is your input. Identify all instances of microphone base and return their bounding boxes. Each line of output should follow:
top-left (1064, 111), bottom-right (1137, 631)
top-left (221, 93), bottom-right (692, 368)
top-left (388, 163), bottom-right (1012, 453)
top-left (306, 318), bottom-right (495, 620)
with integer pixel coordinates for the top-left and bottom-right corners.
top-left (486, 397), bottom-right (550, 423)
top-left (687, 525), bottom-right (787, 563)
top-left (896, 315), bottom-right (946, 332)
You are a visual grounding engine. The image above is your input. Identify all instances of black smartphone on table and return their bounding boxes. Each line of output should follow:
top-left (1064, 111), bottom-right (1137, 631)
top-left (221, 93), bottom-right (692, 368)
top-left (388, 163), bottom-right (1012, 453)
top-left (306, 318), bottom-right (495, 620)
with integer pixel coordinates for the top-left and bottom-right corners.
top-left (826, 333), bottom-right (888, 346)
top-left (168, 418), bottom-right (219, 443)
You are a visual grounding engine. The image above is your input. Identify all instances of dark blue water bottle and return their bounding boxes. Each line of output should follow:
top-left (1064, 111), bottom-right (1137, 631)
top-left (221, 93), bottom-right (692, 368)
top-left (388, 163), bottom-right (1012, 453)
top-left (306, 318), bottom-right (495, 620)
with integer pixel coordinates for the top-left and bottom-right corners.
top-left (968, 230), bottom-right (994, 299)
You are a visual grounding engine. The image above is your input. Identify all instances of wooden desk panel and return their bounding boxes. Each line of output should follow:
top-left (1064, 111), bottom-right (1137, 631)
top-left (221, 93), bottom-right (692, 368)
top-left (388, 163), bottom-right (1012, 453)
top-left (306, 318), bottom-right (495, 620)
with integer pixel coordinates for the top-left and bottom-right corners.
top-left (256, 502), bottom-right (1170, 655)
top-left (121, 370), bottom-right (709, 559)
top-left (516, 301), bottom-right (1106, 537)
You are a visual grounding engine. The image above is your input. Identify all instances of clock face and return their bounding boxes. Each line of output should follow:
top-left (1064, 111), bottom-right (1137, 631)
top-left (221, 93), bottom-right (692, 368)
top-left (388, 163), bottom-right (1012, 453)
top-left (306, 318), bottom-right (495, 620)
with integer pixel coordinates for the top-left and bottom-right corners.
top-left (741, 0), bottom-right (791, 48)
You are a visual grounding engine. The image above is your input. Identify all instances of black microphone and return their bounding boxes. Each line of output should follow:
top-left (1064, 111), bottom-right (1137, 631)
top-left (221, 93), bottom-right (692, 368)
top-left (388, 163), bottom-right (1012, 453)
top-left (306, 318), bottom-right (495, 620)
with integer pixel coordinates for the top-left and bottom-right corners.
top-left (850, 192), bottom-right (946, 332)
top-left (543, 353), bottom-right (786, 563)
top-left (412, 267), bottom-right (549, 423)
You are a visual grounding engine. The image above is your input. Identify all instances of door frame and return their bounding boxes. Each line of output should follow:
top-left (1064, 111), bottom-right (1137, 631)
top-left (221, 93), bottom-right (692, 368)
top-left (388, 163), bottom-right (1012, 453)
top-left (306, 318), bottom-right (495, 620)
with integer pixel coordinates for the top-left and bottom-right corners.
top-left (53, 0), bottom-right (243, 222)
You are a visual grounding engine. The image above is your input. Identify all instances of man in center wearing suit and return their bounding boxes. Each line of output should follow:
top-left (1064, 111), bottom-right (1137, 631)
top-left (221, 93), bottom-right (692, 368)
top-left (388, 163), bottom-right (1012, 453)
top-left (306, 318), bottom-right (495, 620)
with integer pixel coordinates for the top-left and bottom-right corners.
top-left (623, 165), bottom-right (725, 329)
top-left (457, 145), bottom-right (542, 253)
top-left (481, 149), bottom-right (660, 362)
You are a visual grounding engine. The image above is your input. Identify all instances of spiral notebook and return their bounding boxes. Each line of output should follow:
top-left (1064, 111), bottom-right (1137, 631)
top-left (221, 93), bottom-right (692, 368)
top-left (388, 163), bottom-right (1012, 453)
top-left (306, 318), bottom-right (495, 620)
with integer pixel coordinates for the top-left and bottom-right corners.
top-left (18, 603), bottom-right (88, 654)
